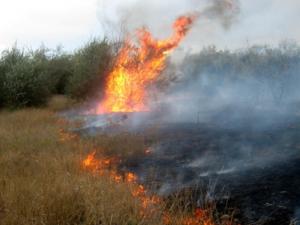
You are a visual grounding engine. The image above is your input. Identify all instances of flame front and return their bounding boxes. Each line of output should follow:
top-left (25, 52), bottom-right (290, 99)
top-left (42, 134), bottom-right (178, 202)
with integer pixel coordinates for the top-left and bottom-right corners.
top-left (81, 151), bottom-right (240, 225)
top-left (82, 151), bottom-right (160, 215)
top-left (96, 14), bottom-right (196, 114)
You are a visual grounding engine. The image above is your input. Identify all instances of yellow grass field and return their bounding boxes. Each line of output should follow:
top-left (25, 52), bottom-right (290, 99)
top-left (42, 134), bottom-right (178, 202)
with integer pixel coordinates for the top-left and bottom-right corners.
top-left (0, 97), bottom-right (236, 225)
top-left (0, 105), bottom-right (168, 225)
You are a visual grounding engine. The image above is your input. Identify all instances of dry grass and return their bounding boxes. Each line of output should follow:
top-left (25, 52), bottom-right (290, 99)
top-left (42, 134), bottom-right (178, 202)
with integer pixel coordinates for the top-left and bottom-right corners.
top-left (0, 96), bottom-right (238, 225)
top-left (47, 95), bottom-right (77, 112)
top-left (0, 108), bottom-right (164, 225)
top-left (85, 133), bottom-right (146, 160)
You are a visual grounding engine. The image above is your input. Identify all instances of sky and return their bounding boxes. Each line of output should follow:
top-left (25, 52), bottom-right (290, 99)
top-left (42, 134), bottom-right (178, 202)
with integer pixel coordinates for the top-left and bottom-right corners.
top-left (0, 0), bottom-right (299, 52)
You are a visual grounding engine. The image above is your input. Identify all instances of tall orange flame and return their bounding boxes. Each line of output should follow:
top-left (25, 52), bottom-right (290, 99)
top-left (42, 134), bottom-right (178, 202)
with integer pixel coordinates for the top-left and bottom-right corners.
top-left (96, 14), bottom-right (196, 114)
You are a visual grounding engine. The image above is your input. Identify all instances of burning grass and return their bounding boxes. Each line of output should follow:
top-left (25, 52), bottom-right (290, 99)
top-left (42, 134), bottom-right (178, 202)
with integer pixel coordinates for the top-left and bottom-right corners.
top-left (0, 108), bottom-right (162, 225)
top-left (0, 104), bottom-right (239, 225)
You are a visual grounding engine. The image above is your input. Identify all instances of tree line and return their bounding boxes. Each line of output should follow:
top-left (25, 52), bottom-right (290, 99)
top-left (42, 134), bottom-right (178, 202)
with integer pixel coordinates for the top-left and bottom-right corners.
top-left (1, 39), bottom-right (300, 109)
top-left (0, 39), bottom-right (113, 108)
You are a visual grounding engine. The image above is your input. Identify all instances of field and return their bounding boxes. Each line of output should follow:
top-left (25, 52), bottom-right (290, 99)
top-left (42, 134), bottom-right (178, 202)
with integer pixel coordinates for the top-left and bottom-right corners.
top-left (1, 0), bottom-right (300, 224)
top-left (0, 104), bottom-right (157, 225)
top-left (1, 43), bottom-right (300, 225)
top-left (0, 97), bottom-right (235, 225)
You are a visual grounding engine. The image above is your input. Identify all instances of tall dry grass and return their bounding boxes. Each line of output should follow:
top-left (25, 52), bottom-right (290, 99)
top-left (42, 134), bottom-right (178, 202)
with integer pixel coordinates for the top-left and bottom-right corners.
top-left (0, 108), bottom-right (164, 225)
top-left (0, 99), bottom-right (240, 225)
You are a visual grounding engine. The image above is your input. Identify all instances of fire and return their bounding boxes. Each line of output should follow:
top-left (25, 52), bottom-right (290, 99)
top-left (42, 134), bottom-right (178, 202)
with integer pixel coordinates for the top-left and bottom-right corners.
top-left (182, 208), bottom-right (215, 225)
top-left (82, 151), bottom-right (161, 215)
top-left (96, 14), bottom-right (197, 114)
top-left (82, 151), bottom-right (97, 168)
top-left (81, 151), bottom-right (221, 224)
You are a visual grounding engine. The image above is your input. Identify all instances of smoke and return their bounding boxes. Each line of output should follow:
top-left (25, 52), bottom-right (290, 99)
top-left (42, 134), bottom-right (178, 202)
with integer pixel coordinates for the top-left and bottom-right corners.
top-left (76, 3), bottom-right (300, 220)
top-left (94, 0), bottom-right (300, 132)
top-left (201, 0), bottom-right (240, 29)
top-left (149, 42), bottom-right (300, 131)
top-left (98, 0), bottom-right (240, 39)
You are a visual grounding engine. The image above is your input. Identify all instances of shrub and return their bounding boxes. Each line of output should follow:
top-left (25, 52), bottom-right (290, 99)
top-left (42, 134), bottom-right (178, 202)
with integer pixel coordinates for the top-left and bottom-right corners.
top-left (47, 48), bottom-right (74, 95)
top-left (0, 47), bottom-right (51, 108)
top-left (66, 39), bottom-right (112, 100)
top-left (0, 39), bottom-right (114, 109)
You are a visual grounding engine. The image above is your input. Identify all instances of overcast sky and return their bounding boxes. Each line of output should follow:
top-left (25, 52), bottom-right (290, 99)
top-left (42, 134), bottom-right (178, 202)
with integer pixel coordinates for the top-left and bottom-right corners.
top-left (0, 0), bottom-right (299, 52)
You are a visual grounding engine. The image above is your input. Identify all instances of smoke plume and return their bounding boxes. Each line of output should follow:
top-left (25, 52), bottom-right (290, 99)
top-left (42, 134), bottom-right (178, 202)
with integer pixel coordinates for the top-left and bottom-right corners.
top-left (201, 0), bottom-right (240, 29)
top-left (98, 0), bottom-right (240, 39)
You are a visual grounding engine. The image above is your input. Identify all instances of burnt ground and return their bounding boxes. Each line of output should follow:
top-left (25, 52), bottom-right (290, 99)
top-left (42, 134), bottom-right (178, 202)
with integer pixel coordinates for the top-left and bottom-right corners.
top-left (127, 121), bottom-right (300, 225)
top-left (75, 110), bottom-right (300, 225)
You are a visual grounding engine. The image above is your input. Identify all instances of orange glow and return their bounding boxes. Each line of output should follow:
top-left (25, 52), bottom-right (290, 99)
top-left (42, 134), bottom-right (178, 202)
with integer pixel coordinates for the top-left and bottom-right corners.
top-left (82, 151), bottom-right (118, 175)
top-left (82, 151), bottom-right (161, 215)
top-left (182, 208), bottom-right (215, 225)
top-left (125, 172), bottom-right (137, 182)
top-left (81, 151), bottom-right (231, 225)
top-left (82, 151), bottom-right (96, 167)
top-left (95, 14), bottom-right (196, 114)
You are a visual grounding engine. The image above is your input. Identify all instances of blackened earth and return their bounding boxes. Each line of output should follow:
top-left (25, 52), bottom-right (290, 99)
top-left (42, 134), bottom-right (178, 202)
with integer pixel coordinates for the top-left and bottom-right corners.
top-left (129, 122), bottom-right (300, 225)
top-left (76, 111), bottom-right (300, 225)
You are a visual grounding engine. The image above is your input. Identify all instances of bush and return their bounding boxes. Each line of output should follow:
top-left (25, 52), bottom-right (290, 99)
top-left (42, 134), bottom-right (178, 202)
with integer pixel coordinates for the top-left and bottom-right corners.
top-left (0, 40), bottom-right (113, 109)
top-left (0, 47), bottom-right (51, 108)
top-left (47, 48), bottom-right (74, 95)
top-left (2, 39), bottom-right (300, 110)
top-left (66, 39), bottom-right (112, 100)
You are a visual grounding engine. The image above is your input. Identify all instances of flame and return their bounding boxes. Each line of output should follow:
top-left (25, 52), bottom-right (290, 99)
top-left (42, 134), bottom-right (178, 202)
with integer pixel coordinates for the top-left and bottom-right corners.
top-left (81, 151), bottom-right (241, 225)
top-left (82, 151), bottom-right (160, 215)
top-left (95, 14), bottom-right (196, 114)
top-left (182, 208), bottom-right (215, 225)
top-left (82, 151), bottom-right (97, 168)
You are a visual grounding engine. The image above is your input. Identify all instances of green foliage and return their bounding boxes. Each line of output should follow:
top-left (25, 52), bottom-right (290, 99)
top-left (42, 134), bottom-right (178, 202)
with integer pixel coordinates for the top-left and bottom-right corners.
top-left (66, 39), bottom-right (112, 100)
top-left (0, 39), bottom-right (113, 108)
top-left (47, 51), bottom-right (73, 95)
top-left (0, 47), bottom-right (50, 107)
top-left (1, 39), bottom-right (300, 109)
